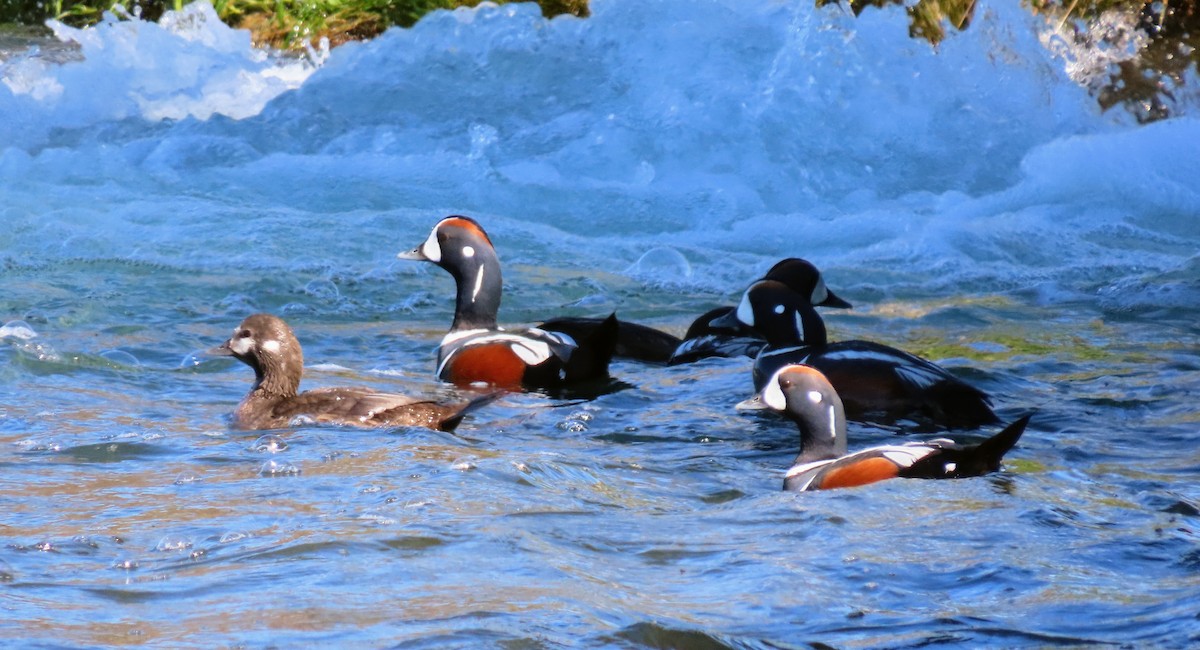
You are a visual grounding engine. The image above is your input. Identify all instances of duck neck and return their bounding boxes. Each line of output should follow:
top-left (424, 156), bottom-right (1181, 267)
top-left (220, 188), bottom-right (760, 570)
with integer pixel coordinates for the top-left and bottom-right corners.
top-left (248, 355), bottom-right (300, 399)
top-left (447, 251), bottom-right (502, 332)
top-left (767, 304), bottom-right (828, 348)
top-left (790, 404), bottom-right (848, 464)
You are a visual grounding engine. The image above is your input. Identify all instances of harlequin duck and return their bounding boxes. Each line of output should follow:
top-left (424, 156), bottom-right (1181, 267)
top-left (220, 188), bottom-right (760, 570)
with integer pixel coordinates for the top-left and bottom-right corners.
top-left (398, 216), bottom-right (618, 389)
top-left (667, 258), bottom-right (852, 365)
top-left (535, 257), bottom-right (851, 365)
top-left (212, 313), bottom-right (492, 431)
top-left (728, 280), bottom-right (998, 428)
top-left (743, 364), bottom-right (1030, 492)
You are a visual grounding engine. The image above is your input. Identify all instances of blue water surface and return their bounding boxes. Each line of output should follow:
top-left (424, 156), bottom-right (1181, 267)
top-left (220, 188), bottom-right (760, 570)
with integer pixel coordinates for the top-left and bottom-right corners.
top-left (1, 0), bottom-right (1199, 647)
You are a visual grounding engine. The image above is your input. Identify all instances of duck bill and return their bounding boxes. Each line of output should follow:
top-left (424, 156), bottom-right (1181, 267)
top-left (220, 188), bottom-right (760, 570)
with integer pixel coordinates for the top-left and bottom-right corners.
top-left (735, 394), bottom-right (769, 411)
top-left (707, 309), bottom-right (743, 330)
top-left (208, 340), bottom-right (235, 357)
top-left (396, 246), bottom-right (429, 262)
top-left (818, 289), bottom-right (852, 309)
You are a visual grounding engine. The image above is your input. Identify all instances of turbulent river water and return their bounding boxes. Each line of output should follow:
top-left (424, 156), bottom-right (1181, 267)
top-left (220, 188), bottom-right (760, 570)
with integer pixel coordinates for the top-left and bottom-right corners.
top-left (1, 0), bottom-right (1198, 647)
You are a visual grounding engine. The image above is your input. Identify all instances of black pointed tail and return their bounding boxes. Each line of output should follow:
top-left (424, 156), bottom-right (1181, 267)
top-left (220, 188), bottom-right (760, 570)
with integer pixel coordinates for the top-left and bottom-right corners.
top-left (964, 413), bottom-right (1032, 473)
top-left (439, 391), bottom-right (504, 432)
top-left (924, 379), bottom-right (1001, 428)
top-left (563, 312), bottom-right (619, 382)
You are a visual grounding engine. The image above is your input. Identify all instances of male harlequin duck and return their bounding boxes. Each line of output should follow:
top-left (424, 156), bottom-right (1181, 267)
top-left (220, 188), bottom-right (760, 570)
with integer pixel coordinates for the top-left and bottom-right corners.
top-left (742, 364), bottom-right (1030, 492)
top-left (399, 215), bottom-right (618, 389)
top-left (729, 280), bottom-right (998, 428)
top-left (213, 313), bottom-right (491, 431)
top-left (666, 258), bottom-right (852, 365)
top-left (537, 257), bottom-right (851, 365)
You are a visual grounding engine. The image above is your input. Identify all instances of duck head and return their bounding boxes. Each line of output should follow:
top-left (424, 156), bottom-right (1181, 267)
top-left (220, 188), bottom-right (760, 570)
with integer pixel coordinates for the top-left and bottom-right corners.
top-left (740, 363), bottom-right (848, 463)
top-left (212, 313), bottom-right (303, 398)
top-left (399, 215), bottom-right (503, 331)
top-left (763, 258), bottom-right (851, 309)
top-left (711, 280), bottom-right (828, 347)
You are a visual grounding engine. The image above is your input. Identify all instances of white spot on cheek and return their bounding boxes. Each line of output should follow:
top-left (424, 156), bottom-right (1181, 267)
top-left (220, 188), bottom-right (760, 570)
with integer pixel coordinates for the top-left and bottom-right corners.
top-left (944, 462), bottom-right (957, 473)
top-left (806, 390), bottom-right (823, 404)
top-left (462, 245), bottom-right (475, 258)
top-left (262, 340), bottom-right (282, 354)
top-left (735, 292), bottom-right (754, 327)
top-left (774, 304), bottom-right (785, 315)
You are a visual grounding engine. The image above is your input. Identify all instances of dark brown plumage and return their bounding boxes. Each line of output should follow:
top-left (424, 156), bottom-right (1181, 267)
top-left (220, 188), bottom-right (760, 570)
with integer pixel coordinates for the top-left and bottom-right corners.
top-left (212, 313), bottom-right (492, 431)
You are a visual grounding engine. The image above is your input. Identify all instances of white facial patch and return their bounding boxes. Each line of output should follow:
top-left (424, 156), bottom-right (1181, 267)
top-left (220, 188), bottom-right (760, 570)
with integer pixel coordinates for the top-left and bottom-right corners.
top-left (773, 304), bottom-right (785, 315)
top-left (735, 292), bottom-right (755, 327)
top-left (472, 266), bottom-right (485, 302)
top-left (806, 390), bottom-right (823, 404)
top-left (261, 339), bottom-right (282, 354)
top-left (944, 462), bottom-right (957, 474)
top-left (811, 277), bottom-right (829, 304)
top-left (419, 227), bottom-right (442, 262)
top-left (762, 377), bottom-right (787, 410)
top-left (462, 245), bottom-right (475, 258)
top-left (229, 335), bottom-right (255, 356)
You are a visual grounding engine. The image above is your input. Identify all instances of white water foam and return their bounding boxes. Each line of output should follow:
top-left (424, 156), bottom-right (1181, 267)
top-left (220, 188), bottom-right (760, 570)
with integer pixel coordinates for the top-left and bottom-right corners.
top-left (0, 0), bottom-right (1196, 307)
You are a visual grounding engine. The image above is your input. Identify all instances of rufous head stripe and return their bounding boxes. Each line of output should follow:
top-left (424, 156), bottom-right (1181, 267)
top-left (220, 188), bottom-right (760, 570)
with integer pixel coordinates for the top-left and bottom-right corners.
top-left (439, 216), bottom-right (493, 247)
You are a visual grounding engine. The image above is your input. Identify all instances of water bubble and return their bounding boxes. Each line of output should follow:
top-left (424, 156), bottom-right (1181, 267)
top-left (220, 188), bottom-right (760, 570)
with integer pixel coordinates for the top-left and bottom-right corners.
top-left (112, 558), bottom-right (139, 571)
top-left (624, 247), bottom-right (693, 285)
top-left (179, 349), bottom-right (214, 369)
top-left (155, 537), bottom-right (192, 553)
top-left (249, 434), bottom-right (287, 453)
top-left (0, 320), bottom-right (37, 340)
top-left (173, 472), bottom-right (201, 485)
top-left (451, 460), bottom-right (477, 472)
top-left (557, 410), bottom-right (593, 432)
top-left (303, 279), bottom-right (340, 302)
top-left (99, 349), bottom-right (140, 367)
top-left (219, 532), bottom-right (248, 544)
top-left (259, 459), bottom-right (300, 476)
top-left (16, 438), bottom-right (61, 453)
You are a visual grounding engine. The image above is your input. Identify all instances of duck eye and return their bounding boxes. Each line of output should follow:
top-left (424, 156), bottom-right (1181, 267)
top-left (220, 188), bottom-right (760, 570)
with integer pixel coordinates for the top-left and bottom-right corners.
top-left (238, 330), bottom-right (252, 339)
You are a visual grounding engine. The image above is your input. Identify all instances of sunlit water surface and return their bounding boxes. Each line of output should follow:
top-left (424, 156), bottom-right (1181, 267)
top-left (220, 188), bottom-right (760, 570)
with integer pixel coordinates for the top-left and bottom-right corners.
top-left (1, 1), bottom-right (1199, 647)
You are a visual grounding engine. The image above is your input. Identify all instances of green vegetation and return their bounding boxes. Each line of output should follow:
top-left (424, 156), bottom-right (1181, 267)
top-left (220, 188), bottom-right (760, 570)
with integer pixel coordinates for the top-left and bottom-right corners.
top-left (0, 0), bottom-right (589, 48)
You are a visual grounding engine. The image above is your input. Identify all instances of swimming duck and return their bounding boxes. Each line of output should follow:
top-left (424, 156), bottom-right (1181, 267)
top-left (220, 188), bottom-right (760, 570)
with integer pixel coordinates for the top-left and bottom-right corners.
top-left (743, 364), bottom-right (1030, 491)
top-left (398, 215), bottom-right (618, 389)
top-left (729, 280), bottom-right (998, 428)
top-left (538, 257), bottom-right (850, 365)
top-left (213, 313), bottom-right (490, 431)
top-left (666, 258), bottom-right (852, 365)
